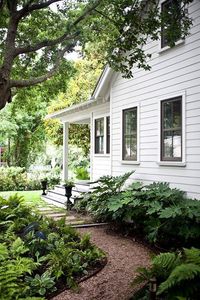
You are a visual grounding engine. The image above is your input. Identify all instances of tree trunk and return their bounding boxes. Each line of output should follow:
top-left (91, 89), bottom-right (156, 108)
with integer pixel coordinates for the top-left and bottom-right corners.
top-left (0, 74), bottom-right (12, 109)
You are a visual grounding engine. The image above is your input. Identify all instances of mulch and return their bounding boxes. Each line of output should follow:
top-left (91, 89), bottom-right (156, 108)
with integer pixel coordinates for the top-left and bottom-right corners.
top-left (53, 226), bottom-right (151, 300)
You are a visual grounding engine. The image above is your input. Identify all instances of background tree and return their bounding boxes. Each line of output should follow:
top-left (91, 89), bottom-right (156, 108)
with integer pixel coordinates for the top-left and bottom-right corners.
top-left (45, 43), bottom-right (104, 155)
top-left (0, 59), bottom-right (74, 168)
top-left (0, 0), bottom-right (193, 110)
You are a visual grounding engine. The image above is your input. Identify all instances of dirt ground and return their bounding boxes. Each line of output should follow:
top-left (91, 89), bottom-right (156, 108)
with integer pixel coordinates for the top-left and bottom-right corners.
top-left (53, 226), bottom-right (151, 300)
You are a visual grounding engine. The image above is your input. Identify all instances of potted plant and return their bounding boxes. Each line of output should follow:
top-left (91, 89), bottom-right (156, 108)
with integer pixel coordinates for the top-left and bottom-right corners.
top-left (41, 177), bottom-right (48, 195)
top-left (63, 180), bottom-right (75, 209)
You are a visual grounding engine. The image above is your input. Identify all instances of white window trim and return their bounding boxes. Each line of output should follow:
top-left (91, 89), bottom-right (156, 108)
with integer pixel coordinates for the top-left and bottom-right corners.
top-left (158, 0), bottom-right (185, 53)
top-left (158, 91), bottom-right (186, 167)
top-left (120, 103), bottom-right (140, 165)
top-left (93, 114), bottom-right (110, 157)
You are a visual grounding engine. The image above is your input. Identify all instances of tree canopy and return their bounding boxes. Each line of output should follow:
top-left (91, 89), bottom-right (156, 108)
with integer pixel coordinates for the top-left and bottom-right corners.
top-left (0, 0), bottom-right (193, 109)
top-left (45, 44), bottom-right (104, 155)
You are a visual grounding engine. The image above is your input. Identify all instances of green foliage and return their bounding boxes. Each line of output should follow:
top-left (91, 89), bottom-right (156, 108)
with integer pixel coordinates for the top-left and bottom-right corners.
top-left (25, 271), bottom-right (57, 296)
top-left (75, 171), bottom-right (134, 220)
top-left (0, 166), bottom-right (41, 191)
top-left (77, 178), bottom-right (200, 249)
top-left (74, 166), bottom-right (90, 180)
top-left (0, 194), bottom-right (105, 299)
top-left (133, 248), bottom-right (200, 300)
top-left (45, 48), bottom-right (103, 155)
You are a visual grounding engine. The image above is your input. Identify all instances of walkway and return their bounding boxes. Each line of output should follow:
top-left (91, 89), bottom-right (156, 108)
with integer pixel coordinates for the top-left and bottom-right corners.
top-left (52, 226), bottom-right (151, 300)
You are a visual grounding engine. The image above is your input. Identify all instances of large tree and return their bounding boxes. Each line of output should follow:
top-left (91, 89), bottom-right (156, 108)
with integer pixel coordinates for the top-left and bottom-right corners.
top-left (0, 0), bottom-right (193, 110)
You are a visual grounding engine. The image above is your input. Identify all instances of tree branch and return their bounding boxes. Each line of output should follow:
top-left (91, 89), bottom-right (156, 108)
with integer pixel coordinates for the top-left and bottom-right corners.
top-left (10, 0), bottom-right (102, 88)
top-left (73, 0), bottom-right (102, 27)
top-left (14, 32), bottom-right (79, 56)
top-left (14, 0), bottom-right (101, 56)
top-left (10, 43), bottom-right (73, 88)
top-left (18, 0), bottom-right (63, 18)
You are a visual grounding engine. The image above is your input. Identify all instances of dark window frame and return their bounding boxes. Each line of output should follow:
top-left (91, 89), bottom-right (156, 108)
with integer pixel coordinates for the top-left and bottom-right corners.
top-left (94, 117), bottom-right (104, 154)
top-left (106, 116), bottom-right (110, 154)
top-left (122, 107), bottom-right (137, 161)
top-left (161, 96), bottom-right (182, 161)
top-left (161, 0), bottom-right (182, 49)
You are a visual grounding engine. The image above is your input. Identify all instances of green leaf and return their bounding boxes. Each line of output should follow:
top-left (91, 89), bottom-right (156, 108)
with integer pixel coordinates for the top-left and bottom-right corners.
top-left (159, 206), bottom-right (182, 219)
top-left (158, 263), bottom-right (200, 295)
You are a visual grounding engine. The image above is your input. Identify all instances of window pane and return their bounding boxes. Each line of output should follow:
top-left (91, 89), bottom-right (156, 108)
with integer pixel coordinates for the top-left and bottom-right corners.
top-left (163, 101), bottom-right (173, 129)
top-left (95, 118), bottom-right (104, 154)
top-left (163, 130), bottom-right (181, 159)
top-left (161, 97), bottom-right (182, 161)
top-left (173, 130), bottom-right (181, 158)
top-left (125, 110), bottom-right (137, 134)
top-left (100, 119), bottom-right (104, 135)
top-left (106, 117), bottom-right (110, 154)
top-left (124, 136), bottom-right (131, 160)
top-left (95, 118), bottom-right (104, 136)
top-left (173, 100), bottom-right (181, 128)
top-left (123, 108), bottom-right (137, 160)
top-left (163, 131), bottom-right (173, 158)
top-left (130, 135), bottom-right (137, 160)
top-left (161, 0), bottom-right (181, 48)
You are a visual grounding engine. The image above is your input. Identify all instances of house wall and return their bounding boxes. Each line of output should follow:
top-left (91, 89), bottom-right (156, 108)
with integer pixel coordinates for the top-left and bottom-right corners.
top-left (110, 0), bottom-right (200, 198)
top-left (91, 102), bottom-right (111, 181)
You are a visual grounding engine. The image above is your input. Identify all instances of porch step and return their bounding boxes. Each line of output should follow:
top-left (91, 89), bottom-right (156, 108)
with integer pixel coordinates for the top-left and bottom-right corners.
top-left (41, 195), bottom-right (66, 208)
top-left (42, 181), bottom-right (90, 208)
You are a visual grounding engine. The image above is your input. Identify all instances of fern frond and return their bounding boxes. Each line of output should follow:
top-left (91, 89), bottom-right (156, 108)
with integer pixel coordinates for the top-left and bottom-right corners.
top-left (184, 248), bottom-right (200, 266)
top-left (132, 266), bottom-right (153, 285)
top-left (157, 263), bottom-right (200, 295)
top-left (153, 252), bottom-right (180, 271)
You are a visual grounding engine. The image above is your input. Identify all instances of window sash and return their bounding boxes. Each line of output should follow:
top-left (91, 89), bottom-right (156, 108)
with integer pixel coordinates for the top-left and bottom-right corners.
top-left (95, 118), bottom-right (104, 154)
top-left (122, 107), bottom-right (137, 161)
top-left (161, 0), bottom-right (181, 48)
top-left (106, 116), bottom-right (110, 154)
top-left (161, 97), bottom-right (182, 161)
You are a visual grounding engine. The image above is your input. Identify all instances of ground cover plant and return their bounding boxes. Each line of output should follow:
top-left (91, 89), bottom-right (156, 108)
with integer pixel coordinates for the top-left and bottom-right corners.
top-left (76, 173), bottom-right (200, 299)
top-left (75, 171), bottom-right (134, 221)
top-left (0, 194), bottom-right (105, 300)
top-left (77, 177), bottom-right (200, 249)
top-left (132, 247), bottom-right (200, 300)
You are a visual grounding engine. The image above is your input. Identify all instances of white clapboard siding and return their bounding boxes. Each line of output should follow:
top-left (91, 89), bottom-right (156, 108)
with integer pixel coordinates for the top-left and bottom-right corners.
top-left (109, 0), bottom-right (200, 199)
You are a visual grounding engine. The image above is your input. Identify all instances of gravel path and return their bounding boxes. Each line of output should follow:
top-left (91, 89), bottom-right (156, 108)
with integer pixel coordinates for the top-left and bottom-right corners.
top-left (53, 226), bottom-right (151, 300)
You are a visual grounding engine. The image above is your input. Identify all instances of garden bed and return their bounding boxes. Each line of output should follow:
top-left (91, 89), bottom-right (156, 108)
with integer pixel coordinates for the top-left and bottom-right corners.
top-left (0, 194), bottom-right (106, 300)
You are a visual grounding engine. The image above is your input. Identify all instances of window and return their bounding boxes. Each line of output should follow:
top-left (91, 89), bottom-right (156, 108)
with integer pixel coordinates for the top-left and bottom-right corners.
top-left (106, 116), bottom-right (110, 154)
top-left (161, 0), bottom-right (181, 48)
top-left (161, 97), bottom-right (182, 161)
top-left (122, 107), bottom-right (137, 161)
top-left (95, 118), bottom-right (104, 154)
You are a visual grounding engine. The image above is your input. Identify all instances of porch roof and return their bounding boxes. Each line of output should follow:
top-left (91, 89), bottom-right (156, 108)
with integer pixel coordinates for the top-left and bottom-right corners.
top-left (46, 97), bottom-right (107, 123)
top-left (46, 66), bottom-right (113, 122)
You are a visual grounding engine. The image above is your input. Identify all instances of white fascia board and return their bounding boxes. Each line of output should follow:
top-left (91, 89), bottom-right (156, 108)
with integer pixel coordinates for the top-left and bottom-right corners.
top-left (46, 99), bottom-right (96, 120)
top-left (92, 66), bottom-right (113, 99)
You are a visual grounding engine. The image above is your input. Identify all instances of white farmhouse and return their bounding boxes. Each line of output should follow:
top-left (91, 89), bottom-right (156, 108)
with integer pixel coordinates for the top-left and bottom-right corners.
top-left (47, 0), bottom-right (200, 201)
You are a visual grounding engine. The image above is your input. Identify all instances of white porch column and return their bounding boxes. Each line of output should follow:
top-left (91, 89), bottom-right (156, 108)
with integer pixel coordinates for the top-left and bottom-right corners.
top-left (62, 122), bottom-right (69, 181)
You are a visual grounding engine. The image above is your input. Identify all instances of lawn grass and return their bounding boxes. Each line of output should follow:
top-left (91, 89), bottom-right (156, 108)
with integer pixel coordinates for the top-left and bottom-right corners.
top-left (0, 190), bottom-right (65, 212)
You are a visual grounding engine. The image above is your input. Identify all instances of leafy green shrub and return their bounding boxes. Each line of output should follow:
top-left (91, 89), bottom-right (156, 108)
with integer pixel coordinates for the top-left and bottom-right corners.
top-left (0, 167), bottom-right (42, 191)
top-left (133, 247), bottom-right (200, 300)
top-left (74, 166), bottom-right (90, 180)
top-left (74, 171), bottom-right (134, 220)
top-left (77, 177), bottom-right (200, 249)
top-left (0, 194), bottom-right (105, 299)
top-left (0, 166), bottom-right (27, 191)
top-left (107, 182), bottom-right (200, 248)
